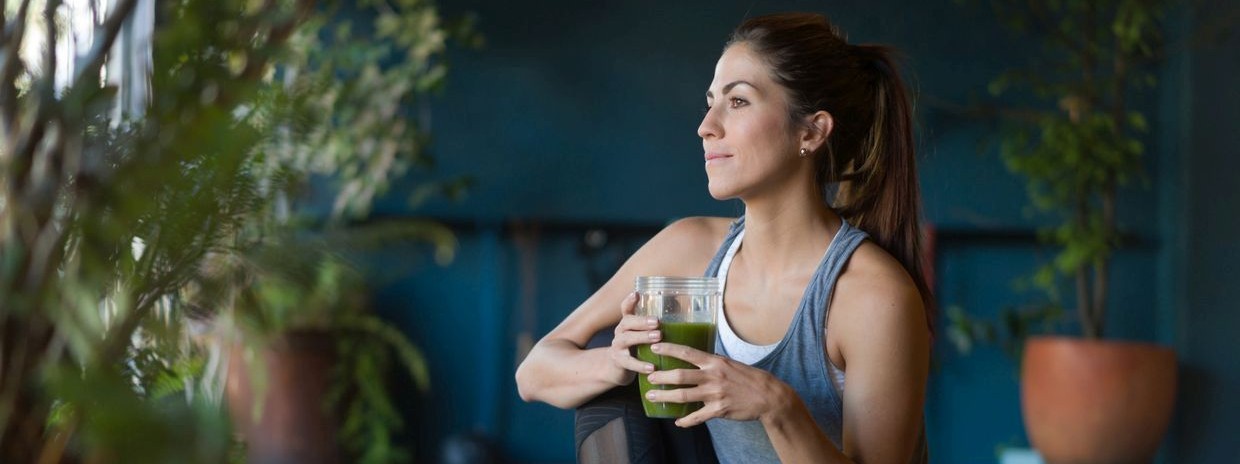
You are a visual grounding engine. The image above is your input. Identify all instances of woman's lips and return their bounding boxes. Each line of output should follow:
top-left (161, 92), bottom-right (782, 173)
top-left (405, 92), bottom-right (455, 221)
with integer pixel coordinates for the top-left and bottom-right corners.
top-left (705, 153), bottom-right (732, 161)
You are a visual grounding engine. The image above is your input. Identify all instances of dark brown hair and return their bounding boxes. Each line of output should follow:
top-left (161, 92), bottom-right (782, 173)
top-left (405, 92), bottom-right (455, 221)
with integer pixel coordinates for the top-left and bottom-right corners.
top-left (729, 13), bottom-right (934, 332)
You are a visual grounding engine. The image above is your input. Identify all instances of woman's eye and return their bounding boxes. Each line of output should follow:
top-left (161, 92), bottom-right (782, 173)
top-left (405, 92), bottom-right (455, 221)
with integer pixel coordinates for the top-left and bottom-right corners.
top-left (729, 97), bottom-right (747, 108)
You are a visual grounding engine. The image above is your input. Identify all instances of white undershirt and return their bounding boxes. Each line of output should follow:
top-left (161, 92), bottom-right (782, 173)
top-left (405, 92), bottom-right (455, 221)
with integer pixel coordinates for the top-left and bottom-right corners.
top-left (715, 228), bottom-right (848, 392)
top-left (716, 230), bottom-right (778, 365)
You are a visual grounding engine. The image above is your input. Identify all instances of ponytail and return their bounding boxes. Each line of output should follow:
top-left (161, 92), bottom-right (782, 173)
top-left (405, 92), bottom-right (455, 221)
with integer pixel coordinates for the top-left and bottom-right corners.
top-left (835, 45), bottom-right (935, 333)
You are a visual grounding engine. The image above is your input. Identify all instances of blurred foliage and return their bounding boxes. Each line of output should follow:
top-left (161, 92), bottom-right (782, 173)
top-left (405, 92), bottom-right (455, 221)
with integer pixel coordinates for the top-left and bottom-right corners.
top-left (946, 303), bottom-right (1066, 366)
top-left (947, 0), bottom-right (1171, 351)
top-left (250, 0), bottom-right (481, 223)
top-left (1, 0), bottom-right (477, 461)
top-left (213, 226), bottom-right (446, 463)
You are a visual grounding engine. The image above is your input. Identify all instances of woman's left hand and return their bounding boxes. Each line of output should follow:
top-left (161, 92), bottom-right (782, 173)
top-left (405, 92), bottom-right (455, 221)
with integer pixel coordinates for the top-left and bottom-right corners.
top-left (644, 342), bottom-right (794, 428)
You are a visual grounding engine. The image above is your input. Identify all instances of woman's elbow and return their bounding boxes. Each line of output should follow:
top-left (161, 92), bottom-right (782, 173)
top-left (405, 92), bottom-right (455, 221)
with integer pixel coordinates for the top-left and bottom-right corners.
top-left (514, 359), bottom-right (539, 403)
top-left (515, 361), bottom-right (584, 409)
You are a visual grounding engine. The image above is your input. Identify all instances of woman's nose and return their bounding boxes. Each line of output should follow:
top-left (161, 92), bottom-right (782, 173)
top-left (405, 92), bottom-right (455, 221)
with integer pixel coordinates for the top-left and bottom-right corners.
top-left (697, 107), bottom-right (721, 140)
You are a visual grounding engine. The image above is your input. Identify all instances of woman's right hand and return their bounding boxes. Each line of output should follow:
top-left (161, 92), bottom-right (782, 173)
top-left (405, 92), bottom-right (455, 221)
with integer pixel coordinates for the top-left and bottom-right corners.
top-left (607, 292), bottom-right (660, 386)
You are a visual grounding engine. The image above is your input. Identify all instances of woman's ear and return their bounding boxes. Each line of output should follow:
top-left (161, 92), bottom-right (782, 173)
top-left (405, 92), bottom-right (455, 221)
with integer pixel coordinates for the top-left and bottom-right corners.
top-left (800, 110), bottom-right (834, 152)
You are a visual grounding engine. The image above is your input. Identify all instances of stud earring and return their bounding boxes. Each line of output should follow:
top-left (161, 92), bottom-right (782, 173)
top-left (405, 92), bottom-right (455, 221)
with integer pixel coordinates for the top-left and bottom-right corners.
top-left (799, 148), bottom-right (809, 158)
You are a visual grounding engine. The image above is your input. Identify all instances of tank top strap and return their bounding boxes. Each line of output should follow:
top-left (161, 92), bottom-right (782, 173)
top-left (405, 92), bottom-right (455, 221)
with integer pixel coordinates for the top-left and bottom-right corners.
top-left (802, 220), bottom-right (870, 342)
top-left (702, 216), bottom-right (746, 278)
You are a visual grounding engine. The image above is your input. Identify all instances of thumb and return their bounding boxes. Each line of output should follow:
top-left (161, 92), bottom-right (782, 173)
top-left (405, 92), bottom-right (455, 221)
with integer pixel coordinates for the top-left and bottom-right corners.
top-left (620, 291), bottom-right (638, 315)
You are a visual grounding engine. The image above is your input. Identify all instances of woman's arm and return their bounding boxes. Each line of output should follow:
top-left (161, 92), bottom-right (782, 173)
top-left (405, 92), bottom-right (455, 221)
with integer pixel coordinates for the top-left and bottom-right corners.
top-left (514, 217), bottom-right (728, 409)
top-left (513, 288), bottom-right (639, 409)
top-left (825, 246), bottom-right (930, 463)
top-left (764, 270), bottom-right (928, 463)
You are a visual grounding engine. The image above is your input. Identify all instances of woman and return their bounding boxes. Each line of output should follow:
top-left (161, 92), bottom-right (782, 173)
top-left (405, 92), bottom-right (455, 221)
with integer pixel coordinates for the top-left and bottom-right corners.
top-left (516, 12), bottom-right (931, 463)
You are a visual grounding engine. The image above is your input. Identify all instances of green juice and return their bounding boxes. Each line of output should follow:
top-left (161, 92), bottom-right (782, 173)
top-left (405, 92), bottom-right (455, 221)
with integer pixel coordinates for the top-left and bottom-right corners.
top-left (635, 321), bottom-right (717, 418)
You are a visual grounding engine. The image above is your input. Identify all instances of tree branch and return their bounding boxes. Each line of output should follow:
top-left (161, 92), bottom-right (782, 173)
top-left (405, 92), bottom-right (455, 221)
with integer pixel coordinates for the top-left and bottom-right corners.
top-left (43, 0), bottom-right (59, 101)
top-left (1080, 0), bottom-right (1098, 110)
top-left (1093, 188), bottom-right (1114, 338)
top-left (1090, 25), bottom-right (1131, 340)
top-left (24, 182), bottom-right (69, 297)
top-left (1, 0), bottom-right (35, 135)
top-left (1074, 199), bottom-right (1099, 339)
top-left (99, 225), bottom-right (215, 364)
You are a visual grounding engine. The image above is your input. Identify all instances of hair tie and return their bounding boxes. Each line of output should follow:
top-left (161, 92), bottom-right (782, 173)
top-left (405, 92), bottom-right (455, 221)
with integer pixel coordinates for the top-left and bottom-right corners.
top-left (852, 44), bottom-right (889, 76)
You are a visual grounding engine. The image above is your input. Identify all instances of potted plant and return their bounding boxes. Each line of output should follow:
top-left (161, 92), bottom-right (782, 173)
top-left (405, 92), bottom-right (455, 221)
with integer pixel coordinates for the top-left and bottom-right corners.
top-left (212, 233), bottom-right (446, 464)
top-left (0, 0), bottom-right (319, 461)
top-left (0, 0), bottom-right (474, 461)
top-left (188, 0), bottom-right (478, 461)
top-left (203, 1), bottom-right (476, 461)
top-left (962, 0), bottom-right (1177, 462)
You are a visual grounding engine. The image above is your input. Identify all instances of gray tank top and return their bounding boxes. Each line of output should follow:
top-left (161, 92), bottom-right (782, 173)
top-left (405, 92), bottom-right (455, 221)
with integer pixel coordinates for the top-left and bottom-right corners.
top-left (702, 217), bottom-right (928, 463)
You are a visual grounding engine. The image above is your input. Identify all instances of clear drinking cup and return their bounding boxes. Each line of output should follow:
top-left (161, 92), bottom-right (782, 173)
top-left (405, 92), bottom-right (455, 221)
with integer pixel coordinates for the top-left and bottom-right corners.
top-left (633, 276), bottom-right (721, 418)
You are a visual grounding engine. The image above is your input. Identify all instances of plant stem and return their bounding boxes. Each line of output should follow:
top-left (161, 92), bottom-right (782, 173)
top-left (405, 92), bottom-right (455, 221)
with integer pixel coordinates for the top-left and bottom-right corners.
top-left (1093, 40), bottom-right (1130, 340)
top-left (0, 313), bottom-right (53, 463)
top-left (1082, 0), bottom-right (1098, 109)
top-left (1076, 198), bottom-right (1100, 339)
top-left (37, 411), bottom-right (75, 464)
top-left (1094, 189), bottom-right (1114, 338)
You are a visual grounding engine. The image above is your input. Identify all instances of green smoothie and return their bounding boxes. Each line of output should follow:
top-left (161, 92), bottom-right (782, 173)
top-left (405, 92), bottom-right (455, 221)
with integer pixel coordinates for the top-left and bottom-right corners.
top-left (635, 321), bottom-right (717, 418)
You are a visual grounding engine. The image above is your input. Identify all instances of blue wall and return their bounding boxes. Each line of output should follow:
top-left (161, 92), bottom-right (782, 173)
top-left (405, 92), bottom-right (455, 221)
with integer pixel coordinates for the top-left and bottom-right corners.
top-left (355, 0), bottom-right (1231, 462)
top-left (1172, 1), bottom-right (1240, 461)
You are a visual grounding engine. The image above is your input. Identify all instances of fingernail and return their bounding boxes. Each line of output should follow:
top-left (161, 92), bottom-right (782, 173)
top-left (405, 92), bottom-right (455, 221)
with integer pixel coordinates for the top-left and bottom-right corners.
top-left (646, 392), bottom-right (655, 400)
top-left (651, 343), bottom-right (661, 353)
top-left (648, 331), bottom-right (660, 340)
top-left (646, 318), bottom-right (657, 326)
top-left (645, 364), bottom-right (655, 373)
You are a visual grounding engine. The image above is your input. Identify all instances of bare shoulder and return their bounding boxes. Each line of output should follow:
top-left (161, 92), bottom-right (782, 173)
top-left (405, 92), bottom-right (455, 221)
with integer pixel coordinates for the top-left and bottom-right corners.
top-left (830, 241), bottom-right (928, 363)
top-left (648, 217), bottom-right (733, 258)
top-left (659, 216), bottom-right (734, 241)
top-left (631, 216), bottom-right (734, 276)
top-left (837, 241), bottom-right (921, 299)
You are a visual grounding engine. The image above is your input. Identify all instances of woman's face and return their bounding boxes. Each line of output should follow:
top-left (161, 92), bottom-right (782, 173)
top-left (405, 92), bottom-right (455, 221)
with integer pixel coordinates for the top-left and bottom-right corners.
top-left (698, 43), bottom-right (805, 201)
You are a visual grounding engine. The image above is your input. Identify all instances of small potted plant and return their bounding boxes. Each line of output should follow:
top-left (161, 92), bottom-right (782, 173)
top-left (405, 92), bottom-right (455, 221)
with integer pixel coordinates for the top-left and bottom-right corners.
top-left (961, 1), bottom-right (1178, 462)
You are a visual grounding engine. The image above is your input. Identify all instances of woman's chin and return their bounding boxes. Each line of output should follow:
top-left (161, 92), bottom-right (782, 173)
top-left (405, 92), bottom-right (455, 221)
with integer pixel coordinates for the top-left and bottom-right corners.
top-left (706, 183), bottom-right (739, 201)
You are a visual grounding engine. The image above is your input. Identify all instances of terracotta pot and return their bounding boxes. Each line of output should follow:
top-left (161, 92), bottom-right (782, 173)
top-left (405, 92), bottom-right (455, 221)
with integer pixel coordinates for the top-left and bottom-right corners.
top-left (1022, 336), bottom-right (1177, 464)
top-left (226, 330), bottom-right (342, 464)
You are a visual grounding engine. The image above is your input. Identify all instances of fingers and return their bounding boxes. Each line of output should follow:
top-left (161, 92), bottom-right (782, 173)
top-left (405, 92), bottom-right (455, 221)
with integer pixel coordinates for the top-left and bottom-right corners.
top-left (675, 406), bottom-right (717, 428)
top-left (609, 326), bottom-right (656, 374)
top-left (620, 291), bottom-right (638, 316)
top-left (610, 347), bottom-right (654, 374)
top-left (647, 367), bottom-right (705, 387)
top-left (615, 292), bottom-right (659, 348)
top-left (615, 313), bottom-right (658, 336)
top-left (649, 342), bottom-right (711, 366)
top-left (644, 384), bottom-right (702, 404)
top-left (610, 293), bottom-right (660, 374)
top-left (642, 384), bottom-right (718, 427)
top-left (649, 376), bottom-right (722, 428)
